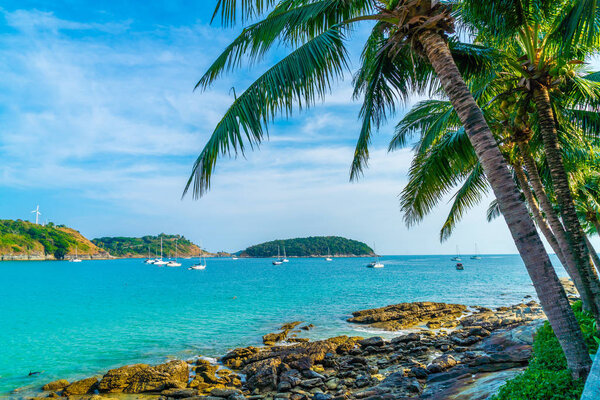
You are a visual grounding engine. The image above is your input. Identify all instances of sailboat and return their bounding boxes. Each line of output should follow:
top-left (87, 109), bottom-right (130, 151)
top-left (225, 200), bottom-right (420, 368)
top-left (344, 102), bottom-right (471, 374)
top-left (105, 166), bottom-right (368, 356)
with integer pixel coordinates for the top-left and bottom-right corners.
top-left (189, 247), bottom-right (206, 270)
top-left (70, 245), bottom-right (82, 263)
top-left (144, 246), bottom-right (156, 264)
top-left (451, 246), bottom-right (462, 261)
top-left (272, 246), bottom-right (283, 265)
top-left (167, 239), bottom-right (182, 267)
top-left (471, 243), bottom-right (482, 260)
top-left (325, 246), bottom-right (333, 262)
top-left (154, 237), bottom-right (168, 266)
top-left (366, 244), bottom-right (383, 268)
top-left (282, 246), bottom-right (289, 262)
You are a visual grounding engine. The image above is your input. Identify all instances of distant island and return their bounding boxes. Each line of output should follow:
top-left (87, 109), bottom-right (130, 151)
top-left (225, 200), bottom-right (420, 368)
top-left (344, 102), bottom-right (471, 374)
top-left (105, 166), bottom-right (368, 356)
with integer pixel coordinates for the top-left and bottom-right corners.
top-left (239, 236), bottom-right (374, 258)
top-left (92, 234), bottom-right (215, 258)
top-left (0, 219), bottom-right (109, 261)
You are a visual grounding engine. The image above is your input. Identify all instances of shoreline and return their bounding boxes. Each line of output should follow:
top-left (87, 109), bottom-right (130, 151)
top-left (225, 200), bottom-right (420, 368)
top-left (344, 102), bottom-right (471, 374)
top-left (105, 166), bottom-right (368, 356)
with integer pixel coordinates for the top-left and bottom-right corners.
top-left (0, 255), bottom-right (375, 262)
top-left (16, 296), bottom-right (556, 400)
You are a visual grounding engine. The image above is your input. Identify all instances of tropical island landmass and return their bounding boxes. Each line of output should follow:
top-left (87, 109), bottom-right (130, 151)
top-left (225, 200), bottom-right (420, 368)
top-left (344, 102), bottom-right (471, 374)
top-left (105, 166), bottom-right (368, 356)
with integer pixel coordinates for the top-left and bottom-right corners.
top-left (0, 219), bottom-right (109, 261)
top-left (92, 234), bottom-right (217, 258)
top-left (238, 236), bottom-right (374, 258)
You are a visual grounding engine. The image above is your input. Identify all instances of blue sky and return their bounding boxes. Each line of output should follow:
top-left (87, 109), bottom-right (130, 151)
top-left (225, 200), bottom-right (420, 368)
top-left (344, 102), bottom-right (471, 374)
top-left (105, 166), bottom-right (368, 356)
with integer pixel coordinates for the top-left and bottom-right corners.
top-left (0, 1), bottom-right (598, 254)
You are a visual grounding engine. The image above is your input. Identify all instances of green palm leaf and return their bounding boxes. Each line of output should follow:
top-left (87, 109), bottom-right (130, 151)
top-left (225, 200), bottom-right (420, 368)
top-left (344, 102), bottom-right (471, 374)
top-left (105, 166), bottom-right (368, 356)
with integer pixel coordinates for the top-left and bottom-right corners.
top-left (440, 162), bottom-right (489, 241)
top-left (184, 27), bottom-right (349, 198)
top-left (199, 0), bottom-right (374, 90)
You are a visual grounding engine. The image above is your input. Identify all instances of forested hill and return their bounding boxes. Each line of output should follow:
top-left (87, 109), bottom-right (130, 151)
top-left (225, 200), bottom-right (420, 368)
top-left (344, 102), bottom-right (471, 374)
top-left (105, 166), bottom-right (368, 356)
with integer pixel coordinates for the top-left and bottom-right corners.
top-left (0, 219), bottom-right (108, 260)
top-left (92, 234), bottom-right (210, 258)
top-left (240, 236), bottom-right (374, 257)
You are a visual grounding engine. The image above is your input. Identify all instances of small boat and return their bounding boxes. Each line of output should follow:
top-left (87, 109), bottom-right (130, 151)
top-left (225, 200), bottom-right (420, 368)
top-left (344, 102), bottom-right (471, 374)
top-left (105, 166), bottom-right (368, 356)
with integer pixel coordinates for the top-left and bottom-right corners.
top-left (273, 245), bottom-right (284, 265)
top-left (451, 246), bottom-right (462, 261)
top-left (154, 237), bottom-right (168, 266)
top-left (456, 263), bottom-right (464, 270)
top-left (282, 246), bottom-right (289, 263)
top-left (366, 244), bottom-right (383, 268)
top-left (144, 246), bottom-right (156, 264)
top-left (70, 246), bottom-right (82, 263)
top-left (167, 239), bottom-right (182, 267)
top-left (471, 243), bottom-right (482, 260)
top-left (325, 246), bottom-right (333, 261)
top-left (189, 249), bottom-right (207, 270)
top-left (232, 256), bottom-right (239, 260)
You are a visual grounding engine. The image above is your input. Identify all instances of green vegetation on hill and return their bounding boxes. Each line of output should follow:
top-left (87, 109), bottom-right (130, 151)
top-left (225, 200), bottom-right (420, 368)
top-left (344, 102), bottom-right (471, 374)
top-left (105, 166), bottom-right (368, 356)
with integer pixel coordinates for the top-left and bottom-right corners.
top-left (492, 301), bottom-right (599, 400)
top-left (241, 236), bottom-right (374, 257)
top-left (92, 234), bottom-right (204, 258)
top-left (0, 219), bottom-right (96, 259)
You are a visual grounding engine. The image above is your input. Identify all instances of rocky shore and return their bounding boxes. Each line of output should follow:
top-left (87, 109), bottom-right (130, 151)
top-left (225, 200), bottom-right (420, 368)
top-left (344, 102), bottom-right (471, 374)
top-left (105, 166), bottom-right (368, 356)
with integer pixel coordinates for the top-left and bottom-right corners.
top-left (24, 297), bottom-right (552, 400)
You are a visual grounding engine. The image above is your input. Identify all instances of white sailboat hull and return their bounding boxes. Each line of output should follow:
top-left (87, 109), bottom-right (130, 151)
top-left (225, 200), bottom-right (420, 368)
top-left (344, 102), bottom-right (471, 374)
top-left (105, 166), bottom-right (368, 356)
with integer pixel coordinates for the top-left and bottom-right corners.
top-left (189, 264), bottom-right (206, 270)
top-left (367, 262), bottom-right (384, 268)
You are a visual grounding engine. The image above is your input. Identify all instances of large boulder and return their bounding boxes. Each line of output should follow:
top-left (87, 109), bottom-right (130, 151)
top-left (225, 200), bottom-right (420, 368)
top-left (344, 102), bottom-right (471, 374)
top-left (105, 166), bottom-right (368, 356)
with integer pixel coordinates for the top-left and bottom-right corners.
top-left (63, 377), bottom-right (98, 396)
top-left (427, 354), bottom-right (458, 373)
top-left (98, 360), bottom-right (188, 394)
top-left (242, 357), bottom-right (282, 391)
top-left (124, 360), bottom-right (189, 393)
top-left (98, 363), bottom-right (149, 392)
top-left (349, 302), bottom-right (467, 331)
top-left (42, 379), bottom-right (69, 391)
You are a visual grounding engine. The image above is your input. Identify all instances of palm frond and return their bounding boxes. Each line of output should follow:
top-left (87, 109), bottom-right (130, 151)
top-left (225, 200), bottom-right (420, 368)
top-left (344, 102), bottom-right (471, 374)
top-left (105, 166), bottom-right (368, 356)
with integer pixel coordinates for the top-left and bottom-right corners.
top-left (389, 99), bottom-right (459, 153)
top-left (350, 27), bottom-right (435, 180)
top-left (199, 0), bottom-right (374, 90)
top-left (440, 162), bottom-right (489, 241)
top-left (552, 0), bottom-right (600, 51)
top-left (486, 199), bottom-right (501, 222)
top-left (184, 27), bottom-right (349, 198)
top-left (400, 128), bottom-right (478, 226)
top-left (213, 0), bottom-right (278, 27)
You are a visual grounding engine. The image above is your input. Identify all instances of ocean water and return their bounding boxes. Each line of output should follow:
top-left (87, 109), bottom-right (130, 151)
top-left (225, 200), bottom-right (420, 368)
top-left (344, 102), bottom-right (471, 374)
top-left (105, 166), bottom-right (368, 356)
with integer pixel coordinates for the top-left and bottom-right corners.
top-left (0, 255), bottom-right (565, 396)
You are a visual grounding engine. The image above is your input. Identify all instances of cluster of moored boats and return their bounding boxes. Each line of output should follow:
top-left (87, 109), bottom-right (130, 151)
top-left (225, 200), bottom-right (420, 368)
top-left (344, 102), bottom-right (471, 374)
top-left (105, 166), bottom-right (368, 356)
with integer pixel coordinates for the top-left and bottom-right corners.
top-left (271, 245), bottom-right (384, 268)
top-left (144, 237), bottom-right (207, 270)
top-left (452, 244), bottom-right (483, 270)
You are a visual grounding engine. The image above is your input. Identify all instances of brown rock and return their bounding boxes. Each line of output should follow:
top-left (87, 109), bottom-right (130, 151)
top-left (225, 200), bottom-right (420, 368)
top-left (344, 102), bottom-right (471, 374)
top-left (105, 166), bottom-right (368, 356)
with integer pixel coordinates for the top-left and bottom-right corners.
top-left (42, 379), bottom-right (69, 391)
top-left (124, 360), bottom-right (189, 393)
top-left (242, 357), bottom-right (282, 390)
top-left (349, 302), bottom-right (467, 331)
top-left (281, 321), bottom-right (303, 331)
top-left (98, 363), bottom-right (149, 392)
top-left (63, 377), bottom-right (98, 396)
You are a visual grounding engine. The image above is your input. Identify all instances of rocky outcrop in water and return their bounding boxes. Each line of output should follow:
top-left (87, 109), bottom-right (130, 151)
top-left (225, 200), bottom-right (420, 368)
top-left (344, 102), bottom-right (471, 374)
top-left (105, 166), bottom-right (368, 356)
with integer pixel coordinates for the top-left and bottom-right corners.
top-left (348, 302), bottom-right (468, 331)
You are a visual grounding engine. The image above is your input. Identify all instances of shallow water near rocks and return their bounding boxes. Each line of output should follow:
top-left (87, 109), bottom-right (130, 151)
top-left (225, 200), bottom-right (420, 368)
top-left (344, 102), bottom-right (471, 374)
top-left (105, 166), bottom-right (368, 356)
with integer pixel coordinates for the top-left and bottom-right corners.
top-left (0, 255), bottom-right (565, 396)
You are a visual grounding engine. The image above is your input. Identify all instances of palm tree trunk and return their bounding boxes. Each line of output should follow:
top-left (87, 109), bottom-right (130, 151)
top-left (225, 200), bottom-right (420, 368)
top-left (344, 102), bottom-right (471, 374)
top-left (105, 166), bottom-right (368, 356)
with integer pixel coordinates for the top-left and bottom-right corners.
top-left (532, 85), bottom-right (600, 319)
top-left (518, 141), bottom-right (596, 312)
top-left (514, 162), bottom-right (568, 268)
top-left (417, 30), bottom-right (591, 379)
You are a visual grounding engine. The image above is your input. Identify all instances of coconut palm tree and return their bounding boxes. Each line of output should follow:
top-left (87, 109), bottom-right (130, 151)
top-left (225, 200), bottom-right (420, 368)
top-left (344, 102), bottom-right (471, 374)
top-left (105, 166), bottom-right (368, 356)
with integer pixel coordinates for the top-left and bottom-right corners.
top-left (187, 0), bottom-right (591, 377)
top-left (460, 0), bottom-right (600, 326)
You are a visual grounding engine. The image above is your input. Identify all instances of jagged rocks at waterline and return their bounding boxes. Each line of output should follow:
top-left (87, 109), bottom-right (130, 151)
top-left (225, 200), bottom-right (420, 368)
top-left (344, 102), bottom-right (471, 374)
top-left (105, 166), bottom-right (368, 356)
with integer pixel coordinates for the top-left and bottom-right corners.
top-left (36, 300), bottom-right (546, 400)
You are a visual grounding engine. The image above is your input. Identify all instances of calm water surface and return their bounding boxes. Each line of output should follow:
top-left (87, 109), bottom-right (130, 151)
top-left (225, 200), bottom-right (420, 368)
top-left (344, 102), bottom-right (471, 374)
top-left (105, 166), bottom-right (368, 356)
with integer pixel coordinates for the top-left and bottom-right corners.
top-left (0, 255), bottom-right (565, 396)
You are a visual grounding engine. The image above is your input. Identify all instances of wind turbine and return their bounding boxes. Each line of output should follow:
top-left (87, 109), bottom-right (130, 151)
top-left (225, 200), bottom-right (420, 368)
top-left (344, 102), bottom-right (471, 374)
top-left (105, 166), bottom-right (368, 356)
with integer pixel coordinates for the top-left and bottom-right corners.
top-left (31, 205), bottom-right (41, 225)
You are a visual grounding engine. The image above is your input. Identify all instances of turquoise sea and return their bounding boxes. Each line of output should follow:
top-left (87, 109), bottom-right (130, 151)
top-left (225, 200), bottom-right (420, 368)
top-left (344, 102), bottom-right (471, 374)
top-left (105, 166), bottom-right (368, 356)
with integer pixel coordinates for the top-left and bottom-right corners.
top-left (0, 255), bottom-right (565, 397)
